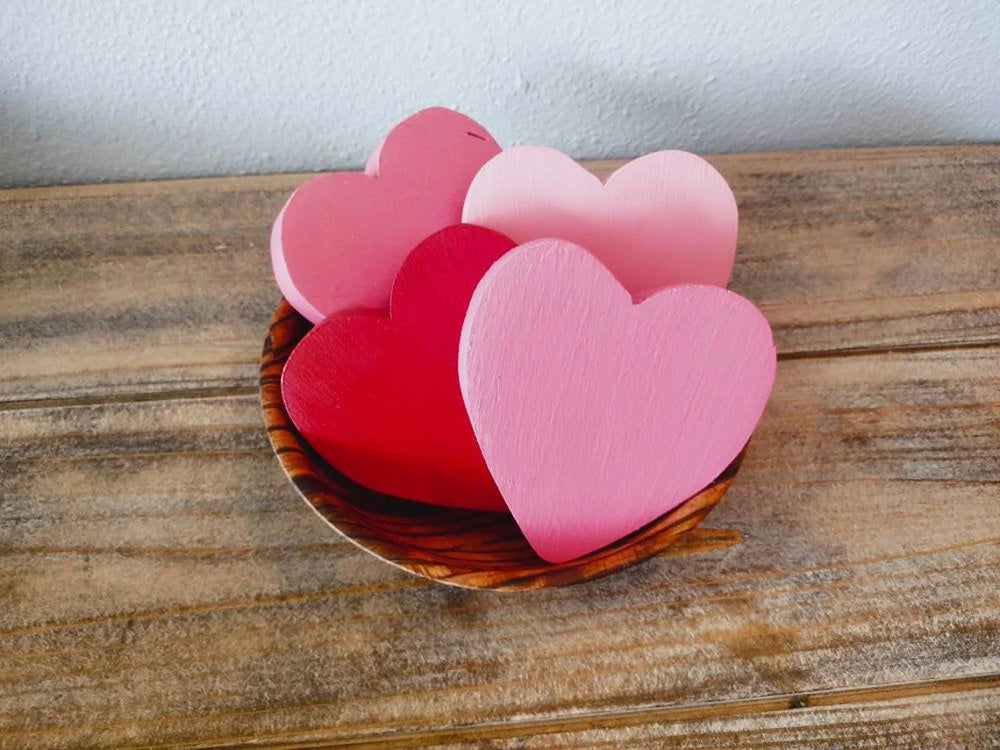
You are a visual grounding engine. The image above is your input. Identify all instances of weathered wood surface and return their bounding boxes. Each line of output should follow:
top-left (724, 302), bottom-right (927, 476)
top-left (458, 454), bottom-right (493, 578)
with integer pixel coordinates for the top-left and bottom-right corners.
top-left (2, 146), bottom-right (999, 747)
top-left (429, 683), bottom-right (1000, 749)
top-left (3, 146), bottom-right (999, 404)
top-left (2, 345), bottom-right (999, 747)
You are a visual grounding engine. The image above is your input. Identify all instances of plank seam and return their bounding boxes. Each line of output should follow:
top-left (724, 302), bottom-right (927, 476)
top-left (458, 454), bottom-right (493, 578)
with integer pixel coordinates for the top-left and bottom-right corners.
top-left (138, 672), bottom-right (1000, 749)
top-left (4, 339), bottom-right (1000, 413)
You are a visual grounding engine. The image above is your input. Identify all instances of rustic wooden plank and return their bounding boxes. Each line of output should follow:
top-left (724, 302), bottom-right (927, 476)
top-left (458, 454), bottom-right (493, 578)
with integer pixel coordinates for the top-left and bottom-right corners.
top-left (0, 175), bottom-right (297, 405)
top-left (428, 684), bottom-right (1000, 750)
top-left (2, 346), bottom-right (998, 747)
top-left (3, 145), bottom-right (999, 404)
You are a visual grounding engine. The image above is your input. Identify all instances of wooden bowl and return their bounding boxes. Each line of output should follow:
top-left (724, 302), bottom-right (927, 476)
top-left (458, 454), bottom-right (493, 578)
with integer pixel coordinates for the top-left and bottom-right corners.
top-left (260, 299), bottom-right (741, 590)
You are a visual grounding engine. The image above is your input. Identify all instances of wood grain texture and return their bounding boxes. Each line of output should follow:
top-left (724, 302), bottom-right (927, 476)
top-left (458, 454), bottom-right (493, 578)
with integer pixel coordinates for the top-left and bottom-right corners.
top-left (3, 147), bottom-right (1000, 746)
top-left (3, 345), bottom-right (999, 747)
top-left (426, 683), bottom-right (1000, 749)
top-left (3, 146), bottom-right (999, 404)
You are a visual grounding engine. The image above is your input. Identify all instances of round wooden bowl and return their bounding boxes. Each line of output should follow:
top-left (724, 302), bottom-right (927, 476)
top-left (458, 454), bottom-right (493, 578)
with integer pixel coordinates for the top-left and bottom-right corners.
top-left (260, 299), bottom-right (741, 590)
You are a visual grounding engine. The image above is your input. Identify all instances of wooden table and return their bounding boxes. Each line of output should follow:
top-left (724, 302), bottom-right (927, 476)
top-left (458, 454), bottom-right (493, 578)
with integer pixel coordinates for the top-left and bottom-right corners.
top-left (3, 146), bottom-right (999, 748)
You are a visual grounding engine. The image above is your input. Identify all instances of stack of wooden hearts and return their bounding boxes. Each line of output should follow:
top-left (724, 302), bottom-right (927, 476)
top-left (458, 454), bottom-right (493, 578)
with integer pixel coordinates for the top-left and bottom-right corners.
top-left (272, 107), bottom-right (776, 564)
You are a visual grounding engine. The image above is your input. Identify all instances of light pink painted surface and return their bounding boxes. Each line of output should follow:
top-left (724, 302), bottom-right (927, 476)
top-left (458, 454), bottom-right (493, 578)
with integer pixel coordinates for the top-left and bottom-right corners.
top-left (459, 239), bottom-right (776, 563)
top-left (462, 146), bottom-right (738, 293)
top-left (272, 107), bottom-right (501, 323)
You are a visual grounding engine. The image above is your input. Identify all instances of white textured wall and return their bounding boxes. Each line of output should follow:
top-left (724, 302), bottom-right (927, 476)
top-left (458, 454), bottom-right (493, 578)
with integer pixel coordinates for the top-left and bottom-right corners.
top-left (3, 0), bottom-right (998, 187)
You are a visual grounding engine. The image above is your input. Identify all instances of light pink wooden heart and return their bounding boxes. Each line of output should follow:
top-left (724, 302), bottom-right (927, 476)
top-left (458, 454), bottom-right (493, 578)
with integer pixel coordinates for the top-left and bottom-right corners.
top-left (272, 107), bottom-right (501, 323)
top-left (459, 239), bottom-right (776, 563)
top-left (462, 146), bottom-right (738, 292)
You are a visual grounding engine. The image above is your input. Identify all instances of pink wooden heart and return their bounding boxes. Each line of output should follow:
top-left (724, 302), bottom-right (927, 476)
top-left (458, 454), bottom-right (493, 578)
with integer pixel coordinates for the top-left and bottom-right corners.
top-left (459, 239), bottom-right (776, 563)
top-left (282, 224), bottom-right (514, 511)
top-left (272, 107), bottom-right (501, 323)
top-left (462, 146), bottom-right (738, 293)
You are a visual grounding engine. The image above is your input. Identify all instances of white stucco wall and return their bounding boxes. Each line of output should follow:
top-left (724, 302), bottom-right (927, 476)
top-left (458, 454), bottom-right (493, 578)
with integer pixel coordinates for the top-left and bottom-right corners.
top-left (3, 0), bottom-right (998, 187)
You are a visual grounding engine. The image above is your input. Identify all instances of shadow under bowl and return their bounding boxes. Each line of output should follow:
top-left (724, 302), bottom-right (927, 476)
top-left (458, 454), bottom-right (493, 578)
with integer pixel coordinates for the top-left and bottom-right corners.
top-left (260, 299), bottom-right (742, 590)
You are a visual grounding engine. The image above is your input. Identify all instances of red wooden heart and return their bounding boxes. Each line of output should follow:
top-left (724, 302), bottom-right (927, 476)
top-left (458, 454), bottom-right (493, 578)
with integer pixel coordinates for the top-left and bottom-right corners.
top-left (281, 224), bottom-right (514, 511)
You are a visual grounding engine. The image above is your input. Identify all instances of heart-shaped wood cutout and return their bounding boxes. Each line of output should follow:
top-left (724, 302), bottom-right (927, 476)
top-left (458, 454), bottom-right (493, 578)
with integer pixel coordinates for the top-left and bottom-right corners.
top-left (463, 146), bottom-right (738, 293)
top-left (273, 107), bottom-right (501, 323)
top-left (459, 239), bottom-right (776, 562)
top-left (282, 225), bottom-right (514, 511)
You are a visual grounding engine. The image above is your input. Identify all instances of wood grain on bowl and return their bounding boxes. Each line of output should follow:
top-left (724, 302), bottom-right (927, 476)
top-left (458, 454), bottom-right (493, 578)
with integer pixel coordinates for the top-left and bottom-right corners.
top-left (262, 299), bottom-right (741, 589)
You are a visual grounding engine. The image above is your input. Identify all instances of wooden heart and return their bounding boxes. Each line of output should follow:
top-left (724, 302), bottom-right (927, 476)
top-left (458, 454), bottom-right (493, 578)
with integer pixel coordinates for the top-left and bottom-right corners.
top-left (282, 224), bottom-right (514, 511)
top-left (459, 239), bottom-right (776, 562)
top-left (272, 107), bottom-right (501, 323)
top-left (462, 146), bottom-right (738, 293)
top-left (263, 299), bottom-right (743, 589)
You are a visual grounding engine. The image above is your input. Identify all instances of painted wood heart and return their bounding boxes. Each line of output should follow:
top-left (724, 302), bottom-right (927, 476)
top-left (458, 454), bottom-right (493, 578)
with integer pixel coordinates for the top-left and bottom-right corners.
top-left (462, 146), bottom-right (738, 293)
top-left (272, 107), bottom-right (501, 323)
top-left (459, 239), bottom-right (776, 562)
top-left (282, 224), bottom-right (514, 511)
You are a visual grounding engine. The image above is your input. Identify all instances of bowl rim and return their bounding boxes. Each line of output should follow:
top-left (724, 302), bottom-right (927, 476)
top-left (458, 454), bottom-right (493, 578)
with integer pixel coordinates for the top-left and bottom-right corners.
top-left (260, 298), bottom-right (741, 590)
